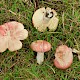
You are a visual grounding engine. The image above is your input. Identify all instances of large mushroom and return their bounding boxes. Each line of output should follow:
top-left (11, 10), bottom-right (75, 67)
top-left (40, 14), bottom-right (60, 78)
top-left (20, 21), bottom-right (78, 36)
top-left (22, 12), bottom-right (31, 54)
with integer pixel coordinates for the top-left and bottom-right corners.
top-left (54, 45), bottom-right (73, 69)
top-left (32, 7), bottom-right (59, 32)
top-left (30, 40), bottom-right (51, 64)
top-left (0, 21), bottom-right (28, 52)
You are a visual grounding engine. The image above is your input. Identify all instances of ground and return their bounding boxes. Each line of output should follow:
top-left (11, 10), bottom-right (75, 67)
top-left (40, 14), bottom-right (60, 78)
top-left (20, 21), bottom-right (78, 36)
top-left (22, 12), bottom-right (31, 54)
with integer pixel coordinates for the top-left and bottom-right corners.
top-left (0, 0), bottom-right (80, 80)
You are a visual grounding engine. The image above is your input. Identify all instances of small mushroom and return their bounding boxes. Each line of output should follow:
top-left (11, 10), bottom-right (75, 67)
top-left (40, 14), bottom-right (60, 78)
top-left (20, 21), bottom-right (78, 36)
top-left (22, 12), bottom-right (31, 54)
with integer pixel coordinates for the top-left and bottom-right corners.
top-left (54, 45), bottom-right (73, 69)
top-left (30, 40), bottom-right (51, 64)
top-left (32, 7), bottom-right (59, 32)
top-left (0, 21), bottom-right (28, 52)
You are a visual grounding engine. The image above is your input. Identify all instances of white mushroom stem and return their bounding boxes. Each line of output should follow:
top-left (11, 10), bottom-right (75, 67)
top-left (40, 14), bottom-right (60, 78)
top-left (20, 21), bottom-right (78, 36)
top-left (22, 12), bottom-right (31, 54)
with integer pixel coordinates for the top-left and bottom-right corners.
top-left (36, 52), bottom-right (44, 64)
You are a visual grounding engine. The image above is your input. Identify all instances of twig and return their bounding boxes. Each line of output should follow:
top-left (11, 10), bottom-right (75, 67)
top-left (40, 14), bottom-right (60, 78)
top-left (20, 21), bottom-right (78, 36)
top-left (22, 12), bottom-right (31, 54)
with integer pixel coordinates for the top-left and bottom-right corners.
top-left (45, 63), bottom-right (55, 73)
top-left (73, 37), bottom-right (79, 50)
top-left (10, 62), bottom-right (17, 69)
top-left (72, 48), bottom-right (80, 55)
top-left (8, 10), bottom-right (17, 15)
top-left (62, 11), bottom-right (65, 30)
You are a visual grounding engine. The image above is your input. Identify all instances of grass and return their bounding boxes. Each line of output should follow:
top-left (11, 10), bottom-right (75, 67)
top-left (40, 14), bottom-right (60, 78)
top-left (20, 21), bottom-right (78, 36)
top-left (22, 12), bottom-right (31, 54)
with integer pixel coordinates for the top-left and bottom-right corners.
top-left (0, 0), bottom-right (80, 80)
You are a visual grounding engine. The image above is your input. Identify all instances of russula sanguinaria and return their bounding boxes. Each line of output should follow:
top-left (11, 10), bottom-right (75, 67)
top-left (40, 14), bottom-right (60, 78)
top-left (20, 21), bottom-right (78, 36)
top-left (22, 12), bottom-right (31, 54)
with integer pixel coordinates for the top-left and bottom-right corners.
top-left (54, 45), bottom-right (73, 69)
top-left (0, 21), bottom-right (28, 52)
top-left (32, 7), bottom-right (59, 32)
top-left (30, 40), bottom-right (51, 64)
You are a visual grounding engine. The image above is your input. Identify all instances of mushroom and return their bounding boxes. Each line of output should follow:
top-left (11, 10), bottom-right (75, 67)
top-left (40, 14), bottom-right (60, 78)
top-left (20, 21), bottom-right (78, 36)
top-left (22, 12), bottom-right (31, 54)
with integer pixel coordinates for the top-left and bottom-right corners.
top-left (30, 40), bottom-right (51, 64)
top-left (0, 21), bottom-right (28, 52)
top-left (32, 7), bottom-right (59, 32)
top-left (54, 45), bottom-right (73, 69)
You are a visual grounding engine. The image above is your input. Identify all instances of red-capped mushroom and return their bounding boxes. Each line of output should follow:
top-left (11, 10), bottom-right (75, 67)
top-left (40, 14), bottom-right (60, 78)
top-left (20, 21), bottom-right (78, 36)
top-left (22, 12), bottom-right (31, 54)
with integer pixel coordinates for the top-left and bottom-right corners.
top-left (54, 45), bottom-right (73, 69)
top-left (0, 21), bottom-right (28, 52)
top-left (30, 40), bottom-right (51, 64)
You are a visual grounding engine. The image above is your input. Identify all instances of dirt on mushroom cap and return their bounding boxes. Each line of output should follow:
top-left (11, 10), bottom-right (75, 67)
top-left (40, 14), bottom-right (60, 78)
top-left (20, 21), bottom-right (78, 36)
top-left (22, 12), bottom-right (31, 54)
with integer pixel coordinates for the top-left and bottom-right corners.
top-left (54, 45), bottom-right (73, 69)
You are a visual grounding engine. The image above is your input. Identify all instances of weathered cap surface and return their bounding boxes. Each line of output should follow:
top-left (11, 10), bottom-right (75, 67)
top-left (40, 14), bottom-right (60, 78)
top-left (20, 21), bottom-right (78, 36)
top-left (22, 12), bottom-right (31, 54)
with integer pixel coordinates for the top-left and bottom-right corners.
top-left (54, 45), bottom-right (73, 69)
top-left (30, 40), bottom-right (51, 52)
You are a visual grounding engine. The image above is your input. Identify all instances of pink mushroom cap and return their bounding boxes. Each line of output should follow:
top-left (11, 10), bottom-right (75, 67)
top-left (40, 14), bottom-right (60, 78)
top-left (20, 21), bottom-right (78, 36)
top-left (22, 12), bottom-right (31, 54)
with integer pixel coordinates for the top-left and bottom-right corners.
top-left (30, 40), bottom-right (51, 52)
top-left (54, 45), bottom-right (73, 69)
top-left (0, 21), bottom-right (28, 52)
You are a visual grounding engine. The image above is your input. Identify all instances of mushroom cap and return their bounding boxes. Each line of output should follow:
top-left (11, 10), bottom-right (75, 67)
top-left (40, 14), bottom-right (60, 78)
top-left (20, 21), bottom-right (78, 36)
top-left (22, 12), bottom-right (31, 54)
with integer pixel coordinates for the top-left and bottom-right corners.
top-left (0, 25), bottom-right (6, 36)
top-left (0, 21), bottom-right (28, 52)
top-left (54, 45), bottom-right (73, 69)
top-left (32, 7), bottom-right (59, 32)
top-left (0, 25), bottom-right (8, 52)
top-left (4, 21), bottom-right (28, 40)
top-left (47, 16), bottom-right (59, 31)
top-left (30, 40), bottom-right (51, 52)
